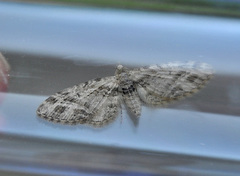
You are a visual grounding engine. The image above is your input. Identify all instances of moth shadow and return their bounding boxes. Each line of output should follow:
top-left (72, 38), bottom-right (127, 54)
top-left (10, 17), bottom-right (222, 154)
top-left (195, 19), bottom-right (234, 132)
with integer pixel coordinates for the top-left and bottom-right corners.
top-left (37, 116), bottom-right (80, 130)
top-left (36, 115), bottom-right (115, 131)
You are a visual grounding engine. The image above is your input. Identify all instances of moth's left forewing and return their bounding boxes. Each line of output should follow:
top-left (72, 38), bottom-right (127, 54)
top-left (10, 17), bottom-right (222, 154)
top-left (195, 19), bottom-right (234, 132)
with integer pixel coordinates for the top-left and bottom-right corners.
top-left (129, 63), bottom-right (213, 106)
top-left (128, 66), bottom-right (157, 82)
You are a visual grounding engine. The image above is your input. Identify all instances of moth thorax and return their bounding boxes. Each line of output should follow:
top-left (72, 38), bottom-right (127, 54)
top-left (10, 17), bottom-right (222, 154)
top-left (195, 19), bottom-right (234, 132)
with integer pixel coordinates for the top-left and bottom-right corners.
top-left (119, 80), bottom-right (136, 95)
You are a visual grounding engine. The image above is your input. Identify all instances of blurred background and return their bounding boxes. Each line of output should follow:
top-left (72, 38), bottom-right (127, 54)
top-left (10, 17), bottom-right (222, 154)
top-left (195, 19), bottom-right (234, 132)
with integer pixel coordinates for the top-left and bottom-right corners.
top-left (0, 0), bottom-right (240, 175)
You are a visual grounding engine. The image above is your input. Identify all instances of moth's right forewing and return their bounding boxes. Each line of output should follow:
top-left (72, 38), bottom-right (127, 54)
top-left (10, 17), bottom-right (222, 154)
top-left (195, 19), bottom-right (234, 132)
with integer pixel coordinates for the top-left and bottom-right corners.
top-left (37, 76), bottom-right (120, 126)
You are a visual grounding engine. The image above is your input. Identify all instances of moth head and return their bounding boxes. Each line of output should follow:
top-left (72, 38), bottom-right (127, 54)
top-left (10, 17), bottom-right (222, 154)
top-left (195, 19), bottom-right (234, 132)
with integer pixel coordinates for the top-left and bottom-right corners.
top-left (117, 64), bottom-right (123, 70)
top-left (115, 65), bottom-right (124, 75)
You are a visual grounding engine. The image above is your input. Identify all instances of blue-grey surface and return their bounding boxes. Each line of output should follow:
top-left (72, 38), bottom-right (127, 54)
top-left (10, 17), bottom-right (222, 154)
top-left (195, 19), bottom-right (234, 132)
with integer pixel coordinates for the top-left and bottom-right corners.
top-left (0, 1), bottom-right (240, 74)
top-left (1, 92), bottom-right (240, 161)
top-left (0, 1), bottom-right (240, 175)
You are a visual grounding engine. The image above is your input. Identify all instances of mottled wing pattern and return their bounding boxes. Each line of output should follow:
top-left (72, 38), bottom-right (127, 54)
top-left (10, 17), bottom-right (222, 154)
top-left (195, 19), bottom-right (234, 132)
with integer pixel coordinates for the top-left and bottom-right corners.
top-left (37, 62), bottom-right (213, 127)
top-left (129, 62), bottom-right (213, 105)
top-left (37, 76), bottom-right (120, 127)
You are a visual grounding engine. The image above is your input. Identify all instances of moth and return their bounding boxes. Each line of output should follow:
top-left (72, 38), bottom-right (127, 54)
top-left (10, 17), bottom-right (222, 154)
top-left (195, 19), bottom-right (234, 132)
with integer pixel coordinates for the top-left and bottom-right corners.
top-left (37, 62), bottom-right (213, 127)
